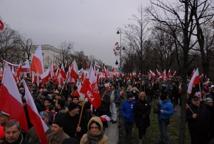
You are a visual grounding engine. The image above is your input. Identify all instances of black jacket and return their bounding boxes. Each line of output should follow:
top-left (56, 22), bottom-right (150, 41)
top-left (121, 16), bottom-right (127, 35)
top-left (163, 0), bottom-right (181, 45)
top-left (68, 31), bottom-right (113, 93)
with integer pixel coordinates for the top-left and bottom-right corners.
top-left (58, 113), bottom-right (80, 138)
top-left (186, 103), bottom-right (211, 144)
top-left (134, 99), bottom-right (151, 128)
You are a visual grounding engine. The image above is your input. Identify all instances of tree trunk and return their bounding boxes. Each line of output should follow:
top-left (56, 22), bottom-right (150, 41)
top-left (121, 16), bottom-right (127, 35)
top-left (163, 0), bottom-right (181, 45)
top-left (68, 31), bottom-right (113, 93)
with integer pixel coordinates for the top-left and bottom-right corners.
top-left (179, 1), bottom-right (189, 144)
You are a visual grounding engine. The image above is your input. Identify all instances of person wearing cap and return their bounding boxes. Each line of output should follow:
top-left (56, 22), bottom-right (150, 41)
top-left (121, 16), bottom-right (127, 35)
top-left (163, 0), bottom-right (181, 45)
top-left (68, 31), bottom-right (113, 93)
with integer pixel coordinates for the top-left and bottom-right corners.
top-left (186, 92), bottom-right (211, 144)
top-left (47, 116), bottom-right (70, 144)
top-left (121, 92), bottom-right (135, 141)
top-left (80, 116), bottom-right (108, 144)
top-left (157, 90), bottom-right (174, 144)
top-left (55, 103), bottom-right (82, 140)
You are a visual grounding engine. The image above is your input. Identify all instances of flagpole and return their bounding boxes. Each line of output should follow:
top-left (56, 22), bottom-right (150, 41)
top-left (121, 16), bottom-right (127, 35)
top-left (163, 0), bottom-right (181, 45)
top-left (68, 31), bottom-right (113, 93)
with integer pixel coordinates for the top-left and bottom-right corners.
top-left (76, 101), bottom-right (85, 137)
top-left (78, 101), bottom-right (85, 127)
top-left (59, 77), bottom-right (69, 96)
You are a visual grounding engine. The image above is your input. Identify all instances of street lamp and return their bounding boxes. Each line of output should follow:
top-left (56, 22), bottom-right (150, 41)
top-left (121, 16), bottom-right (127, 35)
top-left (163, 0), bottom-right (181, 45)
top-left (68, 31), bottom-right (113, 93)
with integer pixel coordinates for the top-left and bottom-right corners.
top-left (116, 29), bottom-right (122, 70)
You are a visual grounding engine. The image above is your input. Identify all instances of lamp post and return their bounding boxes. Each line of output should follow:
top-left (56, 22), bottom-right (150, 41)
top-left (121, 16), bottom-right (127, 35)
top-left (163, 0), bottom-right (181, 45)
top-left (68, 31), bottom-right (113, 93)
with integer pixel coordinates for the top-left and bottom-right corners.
top-left (116, 29), bottom-right (122, 71)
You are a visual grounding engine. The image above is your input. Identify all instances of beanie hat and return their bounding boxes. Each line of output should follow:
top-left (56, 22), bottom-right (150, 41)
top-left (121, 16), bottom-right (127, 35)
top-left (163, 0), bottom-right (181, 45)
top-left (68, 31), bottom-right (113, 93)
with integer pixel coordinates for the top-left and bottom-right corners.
top-left (53, 115), bottom-right (64, 127)
top-left (68, 103), bottom-right (80, 111)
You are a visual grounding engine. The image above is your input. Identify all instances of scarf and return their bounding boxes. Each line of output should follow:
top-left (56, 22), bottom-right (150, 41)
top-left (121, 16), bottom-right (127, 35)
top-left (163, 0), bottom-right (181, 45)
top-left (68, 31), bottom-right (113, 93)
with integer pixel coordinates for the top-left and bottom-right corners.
top-left (86, 131), bottom-right (104, 144)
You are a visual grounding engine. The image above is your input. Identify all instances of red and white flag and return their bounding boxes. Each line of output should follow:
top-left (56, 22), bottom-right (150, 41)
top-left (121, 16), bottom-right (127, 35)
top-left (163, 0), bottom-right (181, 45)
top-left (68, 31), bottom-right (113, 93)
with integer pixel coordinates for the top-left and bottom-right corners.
top-left (0, 64), bottom-right (28, 131)
top-left (80, 66), bottom-right (101, 109)
top-left (70, 60), bottom-right (79, 82)
top-left (187, 68), bottom-right (200, 94)
top-left (31, 46), bottom-right (44, 74)
top-left (40, 68), bottom-right (50, 84)
top-left (23, 80), bottom-right (48, 144)
top-left (0, 19), bottom-right (4, 32)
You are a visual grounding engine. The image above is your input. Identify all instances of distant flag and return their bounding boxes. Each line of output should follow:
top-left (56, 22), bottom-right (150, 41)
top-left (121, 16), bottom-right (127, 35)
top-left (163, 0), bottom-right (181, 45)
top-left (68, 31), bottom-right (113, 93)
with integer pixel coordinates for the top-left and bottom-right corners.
top-left (40, 68), bottom-right (50, 84)
top-left (0, 19), bottom-right (4, 32)
top-left (31, 46), bottom-right (44, 74)
top-left (70, 60), bottom-right (79, 82)
top-left (187, 68), bottom-right (200, 94)
top-left (80, 66), bottom-right (101, 109)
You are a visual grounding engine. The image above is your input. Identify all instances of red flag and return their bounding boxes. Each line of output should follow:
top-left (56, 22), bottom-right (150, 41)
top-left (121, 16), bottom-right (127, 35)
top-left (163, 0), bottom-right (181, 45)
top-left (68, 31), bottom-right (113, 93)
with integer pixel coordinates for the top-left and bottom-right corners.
top-left (0, 20), bottom-right (4, 32)
top-left (70, 60), bottom-right (79, 82)
top-left (23, 80), bottom-right (48, 144)
top-left (31, 46), bottom-right (44, 74)
top-left (40, 68), bottom-right (50, 84)
top-left (0, 64), bottom-right (28, 131)
top-left (80, 66), bottom-right (101, 109)
top-left (187, 68), bottom-right (200, 94)
top-left (60, 64), bottom-right (66, 79)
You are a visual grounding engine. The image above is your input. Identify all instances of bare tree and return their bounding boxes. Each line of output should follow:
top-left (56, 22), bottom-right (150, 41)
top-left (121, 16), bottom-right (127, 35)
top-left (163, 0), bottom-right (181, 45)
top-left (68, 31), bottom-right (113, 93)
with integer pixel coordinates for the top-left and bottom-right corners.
top-left (0, 26), bottom-right (25, 64)
top-left (147, 0), bottom-right (197, 143)
top-left (123, 6), bottom-right (150, 73)
top-left (151, 26), bottom-right (177, 70)
top-left (54, 41), bottom-right (74, 66)
top-left (191, 0), bottom-right (214, 76)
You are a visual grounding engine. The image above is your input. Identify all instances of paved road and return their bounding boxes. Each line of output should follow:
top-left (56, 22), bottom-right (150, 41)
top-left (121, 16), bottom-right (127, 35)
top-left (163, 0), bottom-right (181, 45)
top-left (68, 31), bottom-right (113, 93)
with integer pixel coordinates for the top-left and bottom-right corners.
top-left (105, 122), bottom-right (119, 144)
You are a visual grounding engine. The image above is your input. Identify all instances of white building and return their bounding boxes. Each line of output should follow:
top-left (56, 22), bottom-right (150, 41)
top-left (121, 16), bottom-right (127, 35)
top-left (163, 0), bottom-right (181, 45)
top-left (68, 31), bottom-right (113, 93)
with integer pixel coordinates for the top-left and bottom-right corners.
top-left (32, 44), bottom-right (61, 68)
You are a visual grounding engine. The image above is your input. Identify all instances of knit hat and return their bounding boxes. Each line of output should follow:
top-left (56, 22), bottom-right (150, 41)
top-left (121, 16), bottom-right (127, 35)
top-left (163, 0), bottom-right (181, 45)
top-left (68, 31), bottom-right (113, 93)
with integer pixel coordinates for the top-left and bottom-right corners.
top-left (68, 103), bottom-right (80, 111)
top-left (53, 115), bottom-right (64, 127)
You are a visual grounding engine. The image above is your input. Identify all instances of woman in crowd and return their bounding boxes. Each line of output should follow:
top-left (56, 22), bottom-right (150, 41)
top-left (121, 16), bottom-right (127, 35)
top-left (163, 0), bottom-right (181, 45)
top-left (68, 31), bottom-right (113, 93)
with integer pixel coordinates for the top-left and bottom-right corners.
top-left (80, 116), bottom-right (108, 144)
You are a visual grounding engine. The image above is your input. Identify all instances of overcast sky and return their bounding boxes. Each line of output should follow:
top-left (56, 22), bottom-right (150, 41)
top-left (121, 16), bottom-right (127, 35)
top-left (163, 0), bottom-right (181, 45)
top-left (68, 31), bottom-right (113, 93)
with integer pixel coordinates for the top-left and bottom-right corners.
top-left (0, 0), bottom-right (151, 66)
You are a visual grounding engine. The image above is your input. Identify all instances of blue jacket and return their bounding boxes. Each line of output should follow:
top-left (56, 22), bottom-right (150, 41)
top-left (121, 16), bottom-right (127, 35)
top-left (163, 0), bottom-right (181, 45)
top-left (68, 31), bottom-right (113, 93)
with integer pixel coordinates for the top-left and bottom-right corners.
top-left (158, 99), bottom-right (174, 120)
top-left (121, 100), bottom-right (135, 123)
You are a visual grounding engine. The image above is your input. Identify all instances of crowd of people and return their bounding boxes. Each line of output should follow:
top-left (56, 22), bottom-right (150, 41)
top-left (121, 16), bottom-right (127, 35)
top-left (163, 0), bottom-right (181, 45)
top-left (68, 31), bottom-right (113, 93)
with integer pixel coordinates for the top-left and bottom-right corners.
top-left (0, 72), bottom-right (214, 144)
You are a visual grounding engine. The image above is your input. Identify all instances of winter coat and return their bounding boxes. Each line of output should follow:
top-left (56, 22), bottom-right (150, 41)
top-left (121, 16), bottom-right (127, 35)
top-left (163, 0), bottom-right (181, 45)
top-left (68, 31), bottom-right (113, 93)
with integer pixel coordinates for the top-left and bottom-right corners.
top-left (121, 100), bottom-right (135, 123)
top-left (80, 117), bottom-right (108, 144)
top-left (47, 130), bottom-right (70, 144)
top-left (0, 132), bottom-right (29, 144)
top-left (186, 103), bottom-right (211, 144)
top-left (158, 99), bottom-right (174, 120)
top-left (134, 99), bottom-right (151, 128)
top-left (59, 112), bottom-right (80, 138)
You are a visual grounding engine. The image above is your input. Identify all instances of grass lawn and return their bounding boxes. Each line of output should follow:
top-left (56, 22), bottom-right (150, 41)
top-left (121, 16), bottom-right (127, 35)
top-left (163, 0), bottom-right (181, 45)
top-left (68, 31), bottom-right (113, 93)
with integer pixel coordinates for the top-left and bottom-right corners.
top-left (119, 100), bottom-right (191, 144)
top-left (119, 99), bottom-right (190, 144)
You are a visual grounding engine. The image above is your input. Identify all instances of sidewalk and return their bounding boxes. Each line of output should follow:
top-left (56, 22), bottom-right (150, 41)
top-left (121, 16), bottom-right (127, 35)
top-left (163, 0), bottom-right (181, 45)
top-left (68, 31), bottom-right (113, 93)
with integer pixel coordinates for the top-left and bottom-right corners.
top-left (105, 122), bottom-right (119, 144)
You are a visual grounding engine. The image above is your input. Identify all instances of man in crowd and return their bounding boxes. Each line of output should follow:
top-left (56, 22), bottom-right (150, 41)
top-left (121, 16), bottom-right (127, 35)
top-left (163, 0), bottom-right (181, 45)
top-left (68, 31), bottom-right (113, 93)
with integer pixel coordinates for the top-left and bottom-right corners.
top-left (0, 111), bottom-right (10, 142)
top-left (157, 88), bottom-right (174, 144)
top-left (186, 92), bottom-right (211, 144)
top-left (0, 120), bottom-right (28, 144)
top-left (56, 103), bottom-right (83, 141)
top-left (121, 92), bottom-right (135, 141)
top-left (47, 116), bottom-right (70, 144)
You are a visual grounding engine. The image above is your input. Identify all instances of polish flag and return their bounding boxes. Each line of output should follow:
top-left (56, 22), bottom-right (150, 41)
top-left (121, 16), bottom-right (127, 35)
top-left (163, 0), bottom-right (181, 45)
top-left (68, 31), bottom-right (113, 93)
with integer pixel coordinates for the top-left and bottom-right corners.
top-left (22, 80), bottom-right (48, 144)
top-left (0, 64), bottom-right (28, 131)
top-left (187, 68), bottom-right (200, 94)
top-left (100, 115), bottom-right (111, 122)
top-left (60, 64), bottom-right (66, 80)
top-left (40, 68), bottom-right (50, 84)
top-left (31, 46), bottom-right (44, 74)
top-left (0, 19), bottom-right (4, 32)
top-left (70, 60), bottom-right (79, 82)
top-left (80, 66), bottom-right (101, 109)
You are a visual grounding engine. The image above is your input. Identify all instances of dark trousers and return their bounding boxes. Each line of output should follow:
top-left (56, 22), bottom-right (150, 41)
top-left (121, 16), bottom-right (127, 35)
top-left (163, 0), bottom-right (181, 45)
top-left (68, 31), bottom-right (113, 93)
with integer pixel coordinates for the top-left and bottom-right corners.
top-left (137, 126), bottom-right (147, 139)
top-left (158, 119), bottom-right (169, 144)
top-left (124, 121), bottom-right (133, 138)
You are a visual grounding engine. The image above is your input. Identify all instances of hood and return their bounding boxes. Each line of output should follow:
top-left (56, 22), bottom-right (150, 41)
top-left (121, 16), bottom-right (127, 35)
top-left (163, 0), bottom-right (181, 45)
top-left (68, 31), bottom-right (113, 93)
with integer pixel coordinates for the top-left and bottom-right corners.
top-left (87, 116), bottom-right (103, 131)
